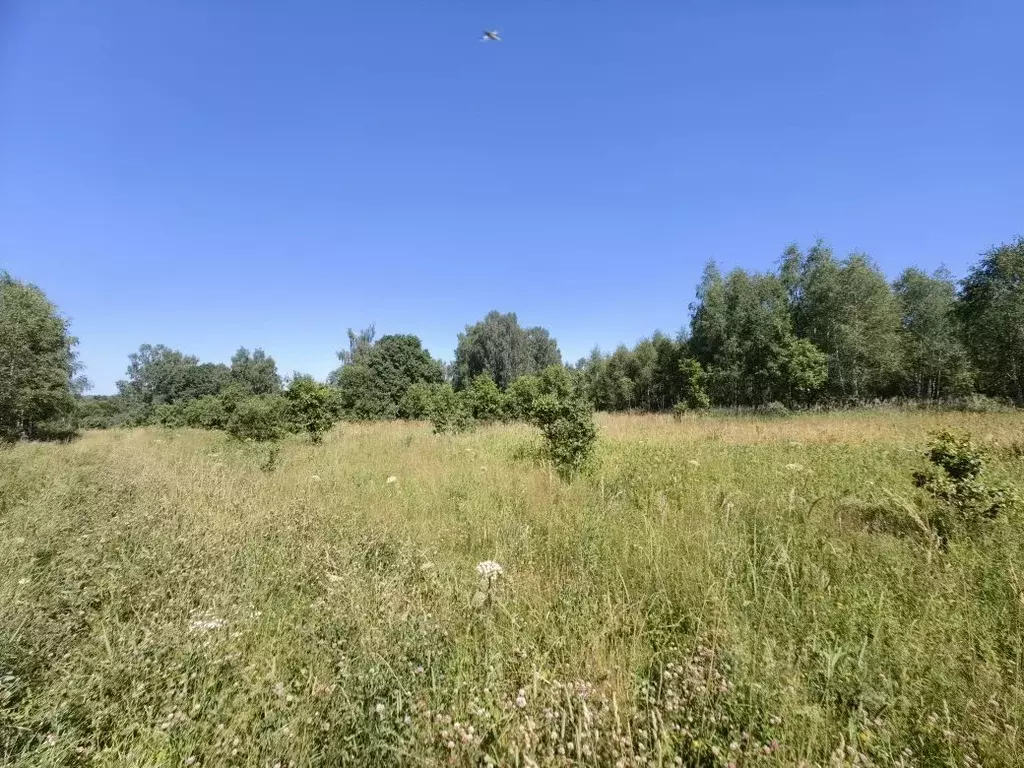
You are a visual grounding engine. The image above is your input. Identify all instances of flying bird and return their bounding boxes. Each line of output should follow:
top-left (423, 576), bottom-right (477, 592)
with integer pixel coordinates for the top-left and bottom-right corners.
top-left (481, 30), bottom-right (501, 42)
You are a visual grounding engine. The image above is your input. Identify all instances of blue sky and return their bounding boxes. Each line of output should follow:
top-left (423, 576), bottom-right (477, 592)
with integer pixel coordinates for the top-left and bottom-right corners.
top-left (1, 1), bottom-right (1021, 394)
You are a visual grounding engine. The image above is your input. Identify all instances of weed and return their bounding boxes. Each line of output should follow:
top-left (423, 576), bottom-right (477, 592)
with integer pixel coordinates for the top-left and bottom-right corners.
top-left (913, 430), bottom-right (1020, 544)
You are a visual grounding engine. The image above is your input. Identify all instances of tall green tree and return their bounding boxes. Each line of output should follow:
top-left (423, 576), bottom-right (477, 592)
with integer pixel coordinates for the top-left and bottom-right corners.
top-left (956, 237), bottom-right (1024, 403)
top-left (689, 264), bottom-right (803, 406)
top-left (893, 267), bottom-right (974, 400)
top-left (786, 244), bottom-right (902, 400)
top-left (117, 345), bottom-right (229, 407)
top-left (230, 347), bottom-right (281, 395)
top-left (453, 311), bottom-right (562, 389)
top-left (331, 334), bottom-right (444, 419)
top-left (0, 272), bottom-right (86, 440)
top-left (336, 325), bottom-right (376, 367)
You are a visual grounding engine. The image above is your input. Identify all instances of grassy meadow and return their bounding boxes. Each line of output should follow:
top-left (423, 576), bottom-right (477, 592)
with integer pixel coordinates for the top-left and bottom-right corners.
top-left (2, 411), bottom-right (1024, 767)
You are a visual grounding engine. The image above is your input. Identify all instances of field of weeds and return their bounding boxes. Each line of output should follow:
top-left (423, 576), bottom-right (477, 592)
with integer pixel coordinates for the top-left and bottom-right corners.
top-left (2, 411), bottom-right (1024, 767)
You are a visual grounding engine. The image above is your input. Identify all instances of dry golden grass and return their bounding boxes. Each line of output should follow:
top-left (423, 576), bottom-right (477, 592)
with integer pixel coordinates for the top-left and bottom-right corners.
top-left (2, 411), bottom-right (1023, 766)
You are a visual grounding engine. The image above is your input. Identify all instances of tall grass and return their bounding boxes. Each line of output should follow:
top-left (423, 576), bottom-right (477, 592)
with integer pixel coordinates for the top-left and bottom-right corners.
top-left (1, 411), bottom-right (1023, 766)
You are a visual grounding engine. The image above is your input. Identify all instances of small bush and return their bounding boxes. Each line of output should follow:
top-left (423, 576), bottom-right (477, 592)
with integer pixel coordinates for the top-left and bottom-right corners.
top-left (397, 382), bottom-right (435, 420)
top-left (153, 403), bottom-right (186, 428)
top-left (285, 376), bottom-right (339, 443)
top-left (760, 401), bottom-right (791, 417)
top-left (530, 392), bottom-right (598, 479)
top-left (429, 384), bottom-right (473, 435)
top-left (505, 374), bottom-right (542, 421)
top-left (679, 358), bottom-right (711, 410)
top-left (23, 418), bottom-right (80, 442)
top-left (467, 374), bottom-right (505, 423)
top-left (672, 402), bottom-right (688, 421)
top-left (181, 395), bottom-right (228, 430)
top-left (913, 430), bottom-right (1020, 544)
top-left (260, 444), bottom-right (280, 473)
top-left (226, 395), bottom-right (288, 442)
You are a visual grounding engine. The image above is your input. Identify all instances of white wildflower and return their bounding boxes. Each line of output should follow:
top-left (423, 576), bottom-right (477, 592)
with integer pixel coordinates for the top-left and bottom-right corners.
top-left (687, 460), bottom-right (700, 468)
top-left (375, 703), bottom-right (386, 716)
top-left (515, 689), bottom-right (527, 709)
top-left (310, 475), bottom-right (321, 482)
top-left (476, 560), bottom-right (503, 581)
top-left (189, 616), bottom-right (226, 632)
top-left (386, 476), bottom-right (397, 484)
top-left (784, 463), bottom-right (804, 472)
top-left (17, 578), bottom-right (29, 586)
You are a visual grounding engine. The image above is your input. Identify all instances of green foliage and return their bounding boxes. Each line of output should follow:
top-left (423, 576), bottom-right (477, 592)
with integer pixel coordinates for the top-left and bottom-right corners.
top-left (331, 333), bottom-right (443, 420)
top-left (678, 358), bottom-right (711, 410)
top-left (284, 375), bottom-right (339, 443)
top-left (467, 374), bottom-right (506, 422)
top-left (0, 272), bottom-right (84, 441)
top-left (578, 333), bottom-right (687, 412)
top-left (913, 431), bottom-right (1020, 543)
top-left (118, 344), bottom-right (228, 408)
top-left (181, 395), bottom-right (229, 429)
top-left (956, 237), bottom-right (1024, 404)
top-left (786, 244), bottom-right (903, 400)
top-left (397, 381), bottom-right (436, 420)
top-left (779, 337), bottom-right (828, 406)
top-left (260, 444), bottom-right (281, 473)
top-left (230, 347), bottom-right (282, 395)
top-left (153, 402), bottom-right (185, 428)
top-left (530, 392), bottom-right (598, 478)
top-left (77, 395), bottom-right (134, 429)
top-left (453, 311), bottom-right (561, 390)
top-left (428, 383), bottom-right (473, 434)
top-left (760, 401), bottom-right (791, 417)
top-left (894, 267), bottom-right (974, 400)
top-left (216, 381), bottom-right (250, 416)
top-left (690, 264), bottom-right (794, 405)
top-left (504, 374), bottom-right (543, 421)
top-left (225, 395), bottom-right (288, 442)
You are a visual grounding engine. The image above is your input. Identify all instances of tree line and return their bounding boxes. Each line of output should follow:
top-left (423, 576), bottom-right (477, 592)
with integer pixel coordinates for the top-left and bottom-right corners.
top-left (2, 236), bottom-right (1023, 442)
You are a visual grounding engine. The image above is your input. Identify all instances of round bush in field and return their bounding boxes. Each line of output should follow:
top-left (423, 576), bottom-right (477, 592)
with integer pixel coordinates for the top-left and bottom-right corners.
top-left (226, 395), bottom-right (288, 442)
top-left (530, 392), bottom-right (597, 478)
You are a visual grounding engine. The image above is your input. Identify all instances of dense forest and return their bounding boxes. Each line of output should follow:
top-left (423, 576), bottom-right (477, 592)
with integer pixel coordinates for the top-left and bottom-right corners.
top-left (2, 237), bottom-right (1023, 442)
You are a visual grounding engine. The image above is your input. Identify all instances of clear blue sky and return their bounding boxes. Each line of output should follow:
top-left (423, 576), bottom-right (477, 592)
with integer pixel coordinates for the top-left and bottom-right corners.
top-left (1, 1), bottom-right (1021, 394)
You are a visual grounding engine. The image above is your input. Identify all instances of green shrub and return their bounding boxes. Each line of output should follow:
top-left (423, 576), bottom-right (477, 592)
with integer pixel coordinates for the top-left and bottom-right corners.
top-left (429, 384), bottom-right (473, 435)
top-left (467, 374), bottom-right (506, 423)
top-left (153, 402), bottom-right (186, 428)
top-left (217, 382), bottom-right (251, 417)
top-left (260, 444), bottom-right (281, 473)
top-left (226, 395), bottom-right (288, 442)
top-left (285, 376), bottom-right (339, 443)
top-left (672, 401), bottom-right (688, 421)
top-left (530, 392), bottom-right (597, 479)
top-left (913, 430), bottom-right (1020, 544)
top-left (760, 401), bottom-right (791, 417)
top-left (505, 374), bottom-right (542, 421)
top-left (181, 395), bottom-right (228, 430)
top-left (398, 382), bottom-right (436, 420)
top-left (948, 394), bottom-right (1014, 413)
top-left (679, 358), bottom-right (711, 410)
top-left (537, 364), bottom-right (578, 400)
